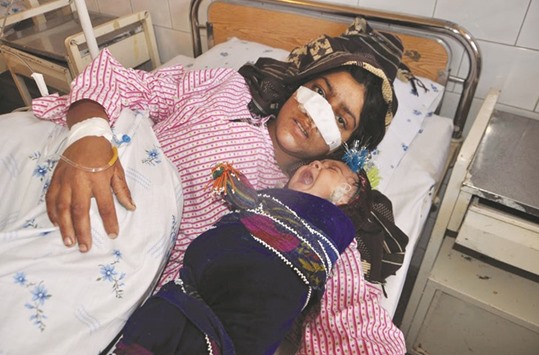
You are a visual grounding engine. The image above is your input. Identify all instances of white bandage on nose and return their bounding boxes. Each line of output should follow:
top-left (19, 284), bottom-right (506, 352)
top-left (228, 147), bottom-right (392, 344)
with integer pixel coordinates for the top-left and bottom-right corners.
top-left (295, 86), bottom-right (341, 150)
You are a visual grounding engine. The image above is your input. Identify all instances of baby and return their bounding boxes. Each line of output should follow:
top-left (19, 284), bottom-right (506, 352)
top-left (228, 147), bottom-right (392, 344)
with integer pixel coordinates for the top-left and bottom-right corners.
top-left (114, 158), bottom-right (371, 355)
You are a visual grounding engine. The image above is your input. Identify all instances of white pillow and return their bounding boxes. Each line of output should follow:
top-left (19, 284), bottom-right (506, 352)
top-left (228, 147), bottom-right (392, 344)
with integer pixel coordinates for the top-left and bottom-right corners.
top-left (372, 76), bottom-right (445, 191)
top-left (190, 37), bottom-right (289, 70)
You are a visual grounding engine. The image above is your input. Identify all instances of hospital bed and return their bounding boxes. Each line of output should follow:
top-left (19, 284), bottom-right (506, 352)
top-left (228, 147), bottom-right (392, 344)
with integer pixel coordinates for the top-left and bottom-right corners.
top-left (0, 0), bottom-right (481, 353)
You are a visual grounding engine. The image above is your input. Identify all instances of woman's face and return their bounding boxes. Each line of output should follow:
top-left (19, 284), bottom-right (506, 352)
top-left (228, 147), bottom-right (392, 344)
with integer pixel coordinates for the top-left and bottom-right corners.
top-left (287, 159), bottom-right (358, 205)
top-left (268, 70), bottom-right (366, 167)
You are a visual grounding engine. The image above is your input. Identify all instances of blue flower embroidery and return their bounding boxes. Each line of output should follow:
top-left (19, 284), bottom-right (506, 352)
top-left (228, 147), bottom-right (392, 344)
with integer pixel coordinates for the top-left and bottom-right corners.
top-left (401, 143), bottom-right (409, 151)
top-left (29, 153), bottom-right (56, 182)
top-left (96, 249), bottom-right (126, 298)
top-left (430, 83), bottom-right (439, 93)
top-left (413, 109), bottom-right (422, 116)
top-left (99, 264), bottom-right (117, 282)
top-left (142, 147), bottom-right (162, 166)
top-left (33, 164), bottom-right (48, 179)
top-left (29, 152), bottom-right (58, 202)
top-left (14, 272), bottom-right (51, 331)
top-left (14, 272), bottom-right (27, 285)
top-left (31, 283), bottom-right (51, 305)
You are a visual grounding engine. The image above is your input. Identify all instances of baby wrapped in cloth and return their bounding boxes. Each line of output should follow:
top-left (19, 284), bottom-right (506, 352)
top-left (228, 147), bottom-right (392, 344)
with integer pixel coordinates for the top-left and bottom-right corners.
top-left (115, 162), bottom-right (368, 354)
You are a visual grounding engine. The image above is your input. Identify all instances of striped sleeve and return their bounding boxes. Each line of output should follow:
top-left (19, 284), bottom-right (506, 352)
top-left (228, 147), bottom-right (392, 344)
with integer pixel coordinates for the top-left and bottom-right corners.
top-left (33, 49), bottom-right (185, 125)
top-left (154, 67), bottom-right (253, 132)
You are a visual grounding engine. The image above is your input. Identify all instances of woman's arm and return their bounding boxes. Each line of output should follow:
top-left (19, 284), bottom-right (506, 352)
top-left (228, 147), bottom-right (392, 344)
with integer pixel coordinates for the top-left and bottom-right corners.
top-left (33, 48), bottom-right (185, 126)
top-left (33, 49), bottom-right (183, 252)
top-left (46, 99), bottom-right (135, 252)
top-left (36, 49), bottom-right (244, 251)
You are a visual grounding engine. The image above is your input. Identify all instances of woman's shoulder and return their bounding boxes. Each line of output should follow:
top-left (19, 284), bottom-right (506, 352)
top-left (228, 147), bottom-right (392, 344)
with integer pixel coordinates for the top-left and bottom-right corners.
top-left (184, 66), bottom-right (247, 87)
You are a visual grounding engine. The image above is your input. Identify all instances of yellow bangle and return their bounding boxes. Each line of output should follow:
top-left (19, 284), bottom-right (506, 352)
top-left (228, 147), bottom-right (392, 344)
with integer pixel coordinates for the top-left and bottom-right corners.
top-left (60, 146), bottom-right (118, 173)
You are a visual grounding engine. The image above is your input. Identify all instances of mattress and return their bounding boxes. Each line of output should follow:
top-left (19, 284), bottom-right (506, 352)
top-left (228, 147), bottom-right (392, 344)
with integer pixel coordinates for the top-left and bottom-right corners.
top-left (378, 112), bottom-right (453, 316)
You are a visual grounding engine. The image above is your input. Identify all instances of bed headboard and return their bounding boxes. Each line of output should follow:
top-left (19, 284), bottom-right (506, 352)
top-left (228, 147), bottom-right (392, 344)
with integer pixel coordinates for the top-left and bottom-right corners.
top-left (189, 0), bottom-right (481, 139)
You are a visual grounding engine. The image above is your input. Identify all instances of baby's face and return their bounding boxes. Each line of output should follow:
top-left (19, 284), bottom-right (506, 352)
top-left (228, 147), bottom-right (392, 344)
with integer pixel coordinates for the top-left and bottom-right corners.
top-left (287, 159), bottom-right (358, 205)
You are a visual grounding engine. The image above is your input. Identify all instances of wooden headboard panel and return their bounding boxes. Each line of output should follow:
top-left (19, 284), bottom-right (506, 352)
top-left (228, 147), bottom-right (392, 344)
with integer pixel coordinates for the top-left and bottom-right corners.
top-left (207, 1), bottom-right (448, 84)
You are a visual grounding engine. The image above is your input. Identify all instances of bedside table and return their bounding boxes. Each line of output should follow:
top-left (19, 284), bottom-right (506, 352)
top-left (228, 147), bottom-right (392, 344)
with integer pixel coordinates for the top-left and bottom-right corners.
top-left (450, 110), bottom-right (539, 275)
top-left (401, 89), bottom-right (539, 355)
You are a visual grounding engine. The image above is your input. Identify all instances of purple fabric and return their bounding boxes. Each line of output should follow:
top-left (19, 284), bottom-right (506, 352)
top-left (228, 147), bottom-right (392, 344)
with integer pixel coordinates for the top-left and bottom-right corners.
top-left (115, 189), bottom-right (354, 354)
top-left (261, 189), bottom-right (355, 254)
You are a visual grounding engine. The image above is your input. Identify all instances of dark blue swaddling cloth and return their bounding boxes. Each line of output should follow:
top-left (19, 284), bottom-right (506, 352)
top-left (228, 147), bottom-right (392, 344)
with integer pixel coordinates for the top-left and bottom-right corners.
top-left (115, 166), bottom-right (355, 355)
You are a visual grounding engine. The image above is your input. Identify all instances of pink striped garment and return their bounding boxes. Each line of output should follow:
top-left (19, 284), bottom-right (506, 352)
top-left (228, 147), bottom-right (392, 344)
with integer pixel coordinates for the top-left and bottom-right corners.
top-left (299, 239), bottom-right (406, 354)
top-left (32, 49), bottom-right (405, 354)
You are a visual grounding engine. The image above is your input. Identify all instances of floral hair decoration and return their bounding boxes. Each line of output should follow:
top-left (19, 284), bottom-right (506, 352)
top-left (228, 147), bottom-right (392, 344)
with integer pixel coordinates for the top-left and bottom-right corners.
top-left (342, 140), bottom-right (371, 173)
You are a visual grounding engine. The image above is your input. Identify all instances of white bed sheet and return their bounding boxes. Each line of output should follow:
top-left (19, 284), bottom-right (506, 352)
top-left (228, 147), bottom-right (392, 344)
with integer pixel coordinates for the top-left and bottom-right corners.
top-left (378, 113), bottom-right (453, 316)
top-left (0, 109), bottom-right (183, 354)
top-left (163, 42), bottom-right (452, 317)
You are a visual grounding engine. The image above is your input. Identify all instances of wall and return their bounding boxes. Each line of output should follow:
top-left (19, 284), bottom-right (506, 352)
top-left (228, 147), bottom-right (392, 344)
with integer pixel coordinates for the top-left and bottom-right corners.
top-left (86, 0), bottom-right (539, 136)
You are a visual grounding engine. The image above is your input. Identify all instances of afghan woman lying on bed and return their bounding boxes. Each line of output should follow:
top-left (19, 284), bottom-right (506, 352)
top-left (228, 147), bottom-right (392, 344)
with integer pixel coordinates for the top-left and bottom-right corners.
top-left (11, 17), bottom-right (410, 354)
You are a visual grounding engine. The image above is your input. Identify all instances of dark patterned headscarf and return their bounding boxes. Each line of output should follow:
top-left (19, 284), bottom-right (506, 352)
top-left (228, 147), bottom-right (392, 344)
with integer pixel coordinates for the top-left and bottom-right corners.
top-left (239, 17), bottom-right (406, 127)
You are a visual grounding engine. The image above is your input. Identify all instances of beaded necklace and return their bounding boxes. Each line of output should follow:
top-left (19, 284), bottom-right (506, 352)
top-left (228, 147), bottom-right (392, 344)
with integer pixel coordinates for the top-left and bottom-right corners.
top-left (237, 193), bottom-right (339, 291)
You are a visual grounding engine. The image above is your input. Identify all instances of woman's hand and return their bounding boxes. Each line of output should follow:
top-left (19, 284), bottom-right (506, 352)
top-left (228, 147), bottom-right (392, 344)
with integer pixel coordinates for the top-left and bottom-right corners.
top-left (46, 136), bottom-right (136, 252)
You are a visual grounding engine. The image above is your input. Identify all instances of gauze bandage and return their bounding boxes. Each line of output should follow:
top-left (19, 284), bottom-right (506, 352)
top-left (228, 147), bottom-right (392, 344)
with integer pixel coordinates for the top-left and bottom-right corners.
top-left (330, 183), bottom-right (353, 204)
top-left (295, 86), bottom-right (341, 151)
top-left (66, 117), bottom-right (114, 148)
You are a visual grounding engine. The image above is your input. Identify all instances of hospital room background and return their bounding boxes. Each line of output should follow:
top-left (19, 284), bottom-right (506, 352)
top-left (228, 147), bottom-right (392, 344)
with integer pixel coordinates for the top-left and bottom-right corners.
top-left (0, 0), bottom-right (538, 354)
top-left (2, 0), bottom-right (538, 126)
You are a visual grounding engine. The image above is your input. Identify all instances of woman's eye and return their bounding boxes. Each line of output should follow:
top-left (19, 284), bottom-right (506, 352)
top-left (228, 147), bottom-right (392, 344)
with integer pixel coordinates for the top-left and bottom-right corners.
top-left (313, 86), bottom-right (325, 97)
top-left (336, 116), bottom-right (347, 128)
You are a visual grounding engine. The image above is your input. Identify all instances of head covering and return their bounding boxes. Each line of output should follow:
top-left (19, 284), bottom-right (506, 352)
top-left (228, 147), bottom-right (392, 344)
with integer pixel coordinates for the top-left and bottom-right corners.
top-left (338, 169), bottom-right (409, 284)
top-left (239, 17), bottom-right (406, 127)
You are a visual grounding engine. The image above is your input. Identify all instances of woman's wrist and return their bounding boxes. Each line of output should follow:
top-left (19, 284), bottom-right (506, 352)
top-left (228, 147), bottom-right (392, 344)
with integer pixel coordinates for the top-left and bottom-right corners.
top-left (61, 136), bottom-right (116, 172)
top-left (67, 99), bottom-right (109, 128)
top-left (62, 100), bottom-right (116, 172)
top-left (60, 145), bottom-right (118, 173)
top-left (66, 117), bottom-right (113, 147)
